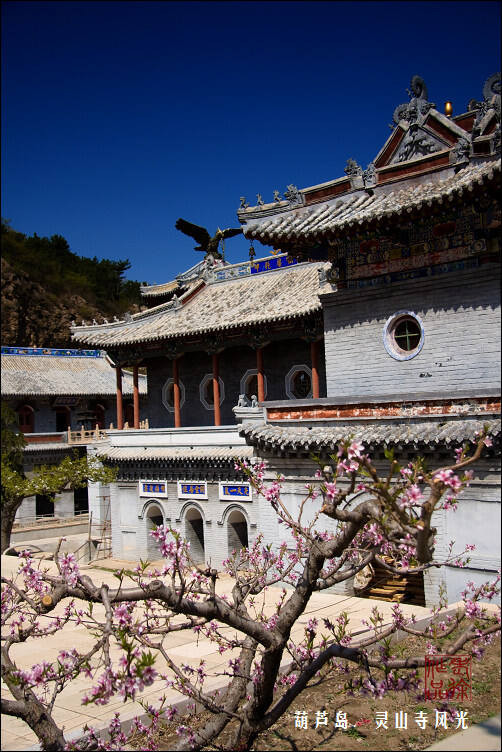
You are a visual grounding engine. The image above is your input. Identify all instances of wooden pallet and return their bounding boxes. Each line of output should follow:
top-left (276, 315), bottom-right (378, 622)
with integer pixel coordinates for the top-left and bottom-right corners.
top-left (359, 558), bottom-right (425, 606)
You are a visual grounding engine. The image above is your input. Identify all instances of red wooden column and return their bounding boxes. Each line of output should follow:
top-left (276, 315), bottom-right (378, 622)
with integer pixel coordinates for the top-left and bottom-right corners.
top-left (115, 366), bottom-right (124, 430)
top-left (133, 365), bottom-right (140, 428)
top-left (310, 340), bottom-right (320, 399)
top-left (172, 357), bottom-right (181, 428)
top-left (212, 353), bottom-right (221, 426)
top-left (256, 347), bottom-right (265, 403)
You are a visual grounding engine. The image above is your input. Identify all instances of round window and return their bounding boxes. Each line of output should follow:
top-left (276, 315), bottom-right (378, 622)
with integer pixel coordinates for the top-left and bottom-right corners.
top-left (383, 311), bottom-right (424, 361)
top-left (199, 374), bottom-right (225, 410)
top-left (245, 374), bottom-right (258, 400)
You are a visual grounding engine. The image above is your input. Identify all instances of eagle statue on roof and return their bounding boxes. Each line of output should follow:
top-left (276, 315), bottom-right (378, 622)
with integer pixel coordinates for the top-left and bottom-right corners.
top-left (175, 218), bottom-right (243, 259)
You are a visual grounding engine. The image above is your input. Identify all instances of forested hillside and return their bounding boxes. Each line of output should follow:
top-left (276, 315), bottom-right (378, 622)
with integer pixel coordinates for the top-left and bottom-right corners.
top-left (1, 220), bottom-right (145, 347)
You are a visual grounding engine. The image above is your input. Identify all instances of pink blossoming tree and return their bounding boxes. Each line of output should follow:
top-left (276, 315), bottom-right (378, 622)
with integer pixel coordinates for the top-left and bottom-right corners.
top-left (1, 431), bottom-right (500, 751)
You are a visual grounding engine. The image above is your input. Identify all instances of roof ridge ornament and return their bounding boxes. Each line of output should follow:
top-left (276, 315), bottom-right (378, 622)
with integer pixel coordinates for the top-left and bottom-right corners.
top-left (470, 72), bottom-right (501, 141)
top-left (175, 218), bottom-right (243, 260)
top-left (284, 184), bottom-right (303, 206)
top-left (393, 75), bottom-right (435, 125)
top-left (344, 158), bottom-right (362, 177)
top-left (450, 136), bottom-right (471, 169)
top-left (344, 159), bottom-right (376, 189)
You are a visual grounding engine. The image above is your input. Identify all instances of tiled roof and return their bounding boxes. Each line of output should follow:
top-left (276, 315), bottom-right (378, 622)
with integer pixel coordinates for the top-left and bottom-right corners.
top-left (243, 161), bottom-right (500, 246)
top-left (140, 280), bottom-right (180, 297)
top-left (96, 445), bottom-right (254, 462)
top-left (23, 442), bottom-right (71, 452)
top-left (240, 416), bottom-right (501, 453)
top-left (71, 261), bottom-right (327, 347)
top-left (1, 351), bottom-right (147, 398)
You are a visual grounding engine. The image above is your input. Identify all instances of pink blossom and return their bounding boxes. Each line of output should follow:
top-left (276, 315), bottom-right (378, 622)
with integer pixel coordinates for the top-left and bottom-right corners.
top-left (434, 469), bottom-right (453, 484)
top-left (348, 440), bottom-right (365, 459)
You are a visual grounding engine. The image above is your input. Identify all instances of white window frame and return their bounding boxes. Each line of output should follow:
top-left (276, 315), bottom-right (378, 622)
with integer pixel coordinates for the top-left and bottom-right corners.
top-left (218, 481), bottom-right (253, 501)
top-left (139, 480), bottom-right (168, 498)
top-left (162, 377), bottom-right (186, 413)
top-left (285, 364), bottom-right (313, 400)
top-left (177, 481), bottom-right (208, 500)
top-left (199, 373), bottom-right (225, 410)
top-left (383, 310), bottom-right (425, 361)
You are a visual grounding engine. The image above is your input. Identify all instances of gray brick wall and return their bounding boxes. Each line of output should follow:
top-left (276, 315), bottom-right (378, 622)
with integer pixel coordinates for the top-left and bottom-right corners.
top-left (323, 270), bottom-right (500, 399)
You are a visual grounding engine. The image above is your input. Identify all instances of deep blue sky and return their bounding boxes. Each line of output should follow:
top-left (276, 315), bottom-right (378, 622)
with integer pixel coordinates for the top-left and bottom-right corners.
top-left (2, 1), bottom-right (500, 285)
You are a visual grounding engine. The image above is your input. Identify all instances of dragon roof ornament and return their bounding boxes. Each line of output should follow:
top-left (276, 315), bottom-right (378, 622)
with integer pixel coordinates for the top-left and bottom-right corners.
top-left (469, 72), bottom-right (501, 141)
top-left (393, 75), bottom-right (435, 125)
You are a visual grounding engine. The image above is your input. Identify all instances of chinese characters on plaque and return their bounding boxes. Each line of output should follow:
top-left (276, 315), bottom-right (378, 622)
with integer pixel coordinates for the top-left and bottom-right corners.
top-left (177, 481), bottom-right (208, 500)
top-left (139, 480), bottom-right (168, 498)
top-left (218, 482), bottom-right (252, 501)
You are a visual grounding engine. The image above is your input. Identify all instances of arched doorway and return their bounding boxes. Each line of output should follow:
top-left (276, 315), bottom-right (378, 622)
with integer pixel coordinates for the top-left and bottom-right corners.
top-left (93, 403), bottom-right (106, 429)
top-left (55, 407), bottom-right (71, 432)
top-left (18, 404), bottom-right (34, 434)
top-left (145, 503), bottom-right (164, 559)
top-left (124, 403), bottom-right (134, 427)
top-left (184, 507), bottom-right (205, 563)
top-left (227, 508), bottom-right (248, 562)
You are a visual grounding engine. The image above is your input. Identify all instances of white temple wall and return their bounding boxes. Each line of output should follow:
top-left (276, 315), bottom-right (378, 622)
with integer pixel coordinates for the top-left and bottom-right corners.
top-left (109, 478), bottom-right (259, 569)
top-left (256, 453), bottom-right (500, 607)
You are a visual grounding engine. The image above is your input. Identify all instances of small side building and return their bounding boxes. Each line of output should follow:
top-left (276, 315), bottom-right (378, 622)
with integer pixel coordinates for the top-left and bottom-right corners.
top-left (1, 346), bottom-right (147, 523)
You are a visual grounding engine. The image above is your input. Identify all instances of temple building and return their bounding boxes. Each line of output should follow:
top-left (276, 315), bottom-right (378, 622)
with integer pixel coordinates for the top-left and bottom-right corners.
top-left (1, 346), bottom-right (147, 522)
top-left (70, 73), bottom-right (500, 606)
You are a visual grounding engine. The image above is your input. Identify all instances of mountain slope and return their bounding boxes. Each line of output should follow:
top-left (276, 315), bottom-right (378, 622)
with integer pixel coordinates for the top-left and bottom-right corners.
top-left (1, 223), bottom-right (144, 348)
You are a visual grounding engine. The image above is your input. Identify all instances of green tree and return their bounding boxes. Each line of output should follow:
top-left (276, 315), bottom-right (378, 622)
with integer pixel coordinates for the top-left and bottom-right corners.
top-left (1, 403), bottom-right (117, 552)
top-left (1, 403), bottom-right (25, 471)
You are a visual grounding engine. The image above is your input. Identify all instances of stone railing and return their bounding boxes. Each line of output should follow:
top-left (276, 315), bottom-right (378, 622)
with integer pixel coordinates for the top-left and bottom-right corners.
top-left (67, 426), bottom-right (108, 444)
top-left (67, 419), bottom-right (149, 443)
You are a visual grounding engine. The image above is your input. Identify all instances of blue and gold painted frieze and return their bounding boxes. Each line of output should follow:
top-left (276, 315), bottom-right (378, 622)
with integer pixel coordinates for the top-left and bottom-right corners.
top-left (250, 256), bottom-right (297, 274)
top-left (1, 346), bottom-right (101, 358)
top-left (177, 481), bottom-right (208, 500)
top-left (139, 480), bottom-right (168, 498)
top-left (211, 254), bottom-right (298, 283)
top-left (218, 482), bottom-right (252, 501)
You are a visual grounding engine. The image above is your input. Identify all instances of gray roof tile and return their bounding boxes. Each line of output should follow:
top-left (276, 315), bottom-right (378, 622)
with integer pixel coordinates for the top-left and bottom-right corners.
top-left (1, 351), bottom-right (147, 398)
top-left (96, 445), bottom-right (254, 462)
top-left (71, 262), bottom-right (326, 347)
top-left (240, 416), bottom-right (501, 452)
top-left (244, 161), bottom-right (500, 245)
